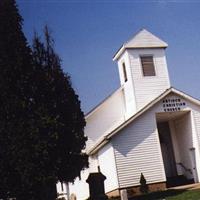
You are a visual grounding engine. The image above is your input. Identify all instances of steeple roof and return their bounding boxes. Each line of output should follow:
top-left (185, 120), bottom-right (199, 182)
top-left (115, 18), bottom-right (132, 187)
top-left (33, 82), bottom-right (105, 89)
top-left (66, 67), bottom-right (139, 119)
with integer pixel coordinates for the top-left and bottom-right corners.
top-left (113, 29), bottom-right (168, 61)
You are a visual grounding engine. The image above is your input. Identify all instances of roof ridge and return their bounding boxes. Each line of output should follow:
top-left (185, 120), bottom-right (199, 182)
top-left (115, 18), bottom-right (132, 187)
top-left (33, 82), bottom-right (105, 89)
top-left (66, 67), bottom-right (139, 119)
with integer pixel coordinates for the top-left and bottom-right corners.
top-left (88, 87), bottom-right (200, 155)
top-left (113, 29), bottom-right (168, 61)
top-left (124, 28), bottom-right (147, 46)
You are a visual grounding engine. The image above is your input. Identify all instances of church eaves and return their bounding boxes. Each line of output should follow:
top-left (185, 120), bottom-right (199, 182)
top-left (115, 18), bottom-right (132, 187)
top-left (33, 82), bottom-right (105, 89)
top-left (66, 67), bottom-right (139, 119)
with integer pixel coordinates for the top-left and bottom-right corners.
top-left (113, 29), bottom-right (168, 61)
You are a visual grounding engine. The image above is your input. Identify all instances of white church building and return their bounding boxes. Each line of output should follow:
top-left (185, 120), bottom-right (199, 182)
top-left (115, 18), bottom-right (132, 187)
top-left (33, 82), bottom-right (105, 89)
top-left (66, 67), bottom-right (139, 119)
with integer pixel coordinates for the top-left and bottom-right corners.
top-left (58, 29), bottom-right (200, 199)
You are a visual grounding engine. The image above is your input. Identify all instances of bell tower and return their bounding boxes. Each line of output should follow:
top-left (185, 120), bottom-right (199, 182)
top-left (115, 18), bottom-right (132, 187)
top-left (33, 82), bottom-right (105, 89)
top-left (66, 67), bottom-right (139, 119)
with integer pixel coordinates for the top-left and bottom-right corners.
top-left (113, 29), bottom-right (170, 118)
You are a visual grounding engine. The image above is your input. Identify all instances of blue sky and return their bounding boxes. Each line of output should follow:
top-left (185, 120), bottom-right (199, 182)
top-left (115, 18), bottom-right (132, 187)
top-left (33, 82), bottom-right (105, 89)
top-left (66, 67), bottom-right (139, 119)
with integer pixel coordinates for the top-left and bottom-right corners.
top-left (17, 1), bottom-right (200, 113)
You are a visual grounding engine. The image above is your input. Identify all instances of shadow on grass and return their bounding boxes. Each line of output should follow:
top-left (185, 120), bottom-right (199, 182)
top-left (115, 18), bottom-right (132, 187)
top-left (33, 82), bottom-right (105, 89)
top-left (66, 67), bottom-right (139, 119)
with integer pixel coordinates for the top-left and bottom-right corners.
top-left (129, 189), bottom-right (187, 200)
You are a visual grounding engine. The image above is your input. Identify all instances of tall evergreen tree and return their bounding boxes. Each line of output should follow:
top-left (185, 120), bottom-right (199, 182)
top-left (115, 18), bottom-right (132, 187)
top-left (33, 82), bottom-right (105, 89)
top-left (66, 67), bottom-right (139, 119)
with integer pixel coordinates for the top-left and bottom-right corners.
top-left (0, 1), bottom-right (88, 199)
top-left (30, 27), bottom-right (88, 199)
top-left (0, 0), bottom-right (36, 199)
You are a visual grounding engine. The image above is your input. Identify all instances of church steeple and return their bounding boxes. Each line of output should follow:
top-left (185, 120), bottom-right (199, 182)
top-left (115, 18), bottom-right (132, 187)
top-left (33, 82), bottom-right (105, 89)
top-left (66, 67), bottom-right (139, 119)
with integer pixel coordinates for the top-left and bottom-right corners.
top-left (113, 29), bottom-right (170, 118)
top-left (113, 29), bottom-right (168, 60)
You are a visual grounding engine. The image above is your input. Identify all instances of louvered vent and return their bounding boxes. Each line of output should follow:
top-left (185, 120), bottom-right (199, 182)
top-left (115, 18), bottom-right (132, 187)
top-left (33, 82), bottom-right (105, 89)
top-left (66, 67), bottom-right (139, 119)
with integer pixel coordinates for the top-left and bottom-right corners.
top-left (141, 56), bottom-right (155, 76)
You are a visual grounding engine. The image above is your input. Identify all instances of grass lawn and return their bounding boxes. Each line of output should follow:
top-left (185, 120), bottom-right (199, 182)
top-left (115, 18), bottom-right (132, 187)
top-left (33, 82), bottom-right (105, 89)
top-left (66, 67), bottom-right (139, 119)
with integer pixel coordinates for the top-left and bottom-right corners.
top-left (129, 189), bottom-right (200, 200)
top-left (165, 189), bottom-right (200, 200)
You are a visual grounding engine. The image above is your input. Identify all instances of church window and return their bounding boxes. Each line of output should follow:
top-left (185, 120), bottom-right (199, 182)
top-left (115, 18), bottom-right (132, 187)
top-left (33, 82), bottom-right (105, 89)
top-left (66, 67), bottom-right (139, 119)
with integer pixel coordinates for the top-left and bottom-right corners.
top-left (140, 56), bottom-right (155, 76)
top-left (122, 62), bottom-right (128, 82)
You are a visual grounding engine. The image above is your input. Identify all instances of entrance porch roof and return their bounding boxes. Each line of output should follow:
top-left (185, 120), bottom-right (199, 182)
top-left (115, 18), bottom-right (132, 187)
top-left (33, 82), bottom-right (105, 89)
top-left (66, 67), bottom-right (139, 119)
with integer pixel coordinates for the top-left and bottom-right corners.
top-left (156, 110), bottom-right (190, 123)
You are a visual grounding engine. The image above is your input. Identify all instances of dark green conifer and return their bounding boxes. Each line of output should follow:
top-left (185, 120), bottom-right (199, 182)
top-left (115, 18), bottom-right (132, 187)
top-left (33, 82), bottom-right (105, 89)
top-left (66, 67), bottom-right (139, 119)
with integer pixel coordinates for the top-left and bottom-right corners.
top-left (0, 1), bottom-right (88, 199)
top-left (31, 26), bottom-right (88, 197)
top-left (0, 0), bottom-right (35, 199)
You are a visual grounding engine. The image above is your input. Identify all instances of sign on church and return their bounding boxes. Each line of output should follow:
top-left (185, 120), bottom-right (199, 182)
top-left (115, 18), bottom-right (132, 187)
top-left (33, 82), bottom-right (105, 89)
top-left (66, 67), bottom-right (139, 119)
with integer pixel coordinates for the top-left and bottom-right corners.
top-left (162, 98), bottom-right (186, 112)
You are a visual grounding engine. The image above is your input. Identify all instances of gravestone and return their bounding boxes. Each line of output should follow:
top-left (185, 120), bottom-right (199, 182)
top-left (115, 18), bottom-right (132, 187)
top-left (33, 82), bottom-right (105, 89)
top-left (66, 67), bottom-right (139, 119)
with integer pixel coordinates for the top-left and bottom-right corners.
top-left (86, 172), bottom-right (108, 200)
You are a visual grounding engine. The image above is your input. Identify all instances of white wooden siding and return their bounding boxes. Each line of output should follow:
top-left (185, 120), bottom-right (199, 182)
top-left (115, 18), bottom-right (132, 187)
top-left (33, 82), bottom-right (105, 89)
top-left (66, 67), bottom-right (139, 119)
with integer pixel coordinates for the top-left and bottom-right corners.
top-left (117, 51), bottom-right (137, 118)
top-left (173, 113), bottom-right (194, 179)
top-left (98, 143), bottom-right (119, 192)
top-left (190, 108), bottom-right (200, 181)
top-left (128, 48), bottom-right (170, 110)
top-left (193, 110), bottom-right (200, 143)
top-left (111, 93), bottom-right (200, 188)
top-left (89, 155), bottom-right (99, 172)
top-left (85, 88), bottom-right (125, 150)
top-left (165, 94), bottom-right (200, 182)
top-left (69, 92), bottom-right (200, 200)
top-left (112, 107), bottom-right (166, 188)
top-left (86, 33), bottom-right (170, 153)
